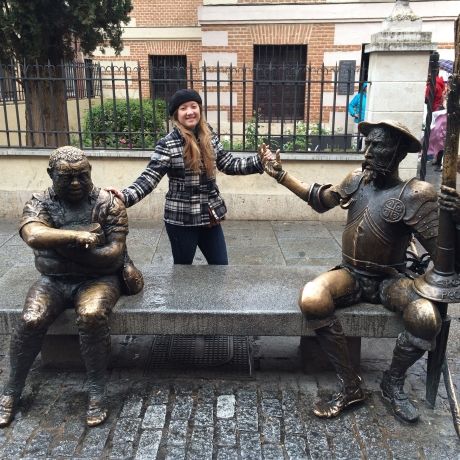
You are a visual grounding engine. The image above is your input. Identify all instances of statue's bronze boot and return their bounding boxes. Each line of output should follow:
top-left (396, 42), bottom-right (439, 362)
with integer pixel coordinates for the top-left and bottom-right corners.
top-left (380, 331), bottom-right (425, 423)
top-left (0, 395), bottom-right (17, 428)
top-left (312, 317), bottom-right (366, 418)
top-left (86, 397), bottom-right (108, 427)
top-left (313, 377), bottom-right (365, 418)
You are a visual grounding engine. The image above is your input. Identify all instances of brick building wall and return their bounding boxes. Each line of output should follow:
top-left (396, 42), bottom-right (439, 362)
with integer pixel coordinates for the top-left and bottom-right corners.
top-left (91, 1), bottom-right (456, 132)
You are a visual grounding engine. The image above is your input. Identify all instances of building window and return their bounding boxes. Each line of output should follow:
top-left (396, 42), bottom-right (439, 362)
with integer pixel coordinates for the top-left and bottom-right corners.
top-left (149, 55), bottom-right (187, 101)
top-left (253, 45), bottom-right (307, 121)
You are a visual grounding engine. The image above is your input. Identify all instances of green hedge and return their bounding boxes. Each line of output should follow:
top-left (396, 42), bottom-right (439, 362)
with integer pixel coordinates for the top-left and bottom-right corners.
top-left (83, 99), bottom-right (168, 149)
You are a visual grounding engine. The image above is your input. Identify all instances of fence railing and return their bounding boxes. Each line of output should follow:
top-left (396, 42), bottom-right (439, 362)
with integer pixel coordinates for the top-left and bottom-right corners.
top-left (0, 61), bottom-right (367, 152)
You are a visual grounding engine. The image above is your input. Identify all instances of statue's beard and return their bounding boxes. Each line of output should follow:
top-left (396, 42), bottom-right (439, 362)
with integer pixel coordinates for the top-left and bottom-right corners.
top-left (362, 161), bottom-right (389, 186)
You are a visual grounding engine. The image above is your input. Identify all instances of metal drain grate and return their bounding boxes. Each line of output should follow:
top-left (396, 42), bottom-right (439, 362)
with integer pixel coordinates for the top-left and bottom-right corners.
top-left (147, 335), bottom-right (253, 374)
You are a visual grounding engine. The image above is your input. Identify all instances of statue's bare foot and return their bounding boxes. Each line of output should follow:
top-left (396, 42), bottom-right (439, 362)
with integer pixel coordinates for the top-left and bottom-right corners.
top-left (0, 395), bottom-right (17, 428)
top-left (86, 397), bottom-right (108, 427)
top-left (313, 386), bottom-right (365, 418)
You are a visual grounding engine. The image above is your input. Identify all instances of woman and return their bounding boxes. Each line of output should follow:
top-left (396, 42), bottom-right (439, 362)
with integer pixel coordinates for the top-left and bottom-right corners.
top-left (108, 88), bottom-right (264, 265)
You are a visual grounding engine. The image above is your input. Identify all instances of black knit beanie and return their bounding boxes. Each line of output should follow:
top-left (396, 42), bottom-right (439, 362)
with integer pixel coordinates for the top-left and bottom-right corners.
top-left (168, 89), bottom-right (202, 116)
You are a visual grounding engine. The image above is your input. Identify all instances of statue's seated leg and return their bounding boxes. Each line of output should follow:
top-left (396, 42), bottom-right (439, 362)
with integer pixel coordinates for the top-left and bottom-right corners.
top-left (75, 276), bottom-right (121, 427)
top-left (380, 279), bottom-right (441, 422)
top-left (299, 269), bottom-right (365, 418)
top-left (0, 277), bottom-right (65, 427)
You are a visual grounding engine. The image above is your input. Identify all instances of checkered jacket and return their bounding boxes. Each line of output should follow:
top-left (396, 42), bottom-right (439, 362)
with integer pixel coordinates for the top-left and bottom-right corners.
top-left (122, 126), bottom-right (263, 226)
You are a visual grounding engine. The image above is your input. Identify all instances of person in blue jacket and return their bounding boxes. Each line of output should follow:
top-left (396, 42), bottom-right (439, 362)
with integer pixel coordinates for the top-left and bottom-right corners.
top-left (348, 82), bottom-right (368, 149)
top-left (348, 82), bottom-right (368, 123)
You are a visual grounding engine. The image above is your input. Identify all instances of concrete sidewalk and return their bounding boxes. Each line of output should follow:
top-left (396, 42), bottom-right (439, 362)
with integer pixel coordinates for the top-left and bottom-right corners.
top-left (0, 163), bottom-right (459, 459)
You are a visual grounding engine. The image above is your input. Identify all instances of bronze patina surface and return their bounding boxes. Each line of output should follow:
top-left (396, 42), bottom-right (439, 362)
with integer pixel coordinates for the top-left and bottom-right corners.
top-left (260, 119), bottom-right (460, 423)
top-left (0, 146), bottom-right (143, 428)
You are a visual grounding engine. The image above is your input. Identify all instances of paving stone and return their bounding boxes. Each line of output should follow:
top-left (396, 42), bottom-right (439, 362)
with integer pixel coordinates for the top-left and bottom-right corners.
top-left (194, 401), bottom-right (214, 427)
top-left (283, 409), bottom-right (305, 436)
top-left (142, 404), bottom-right (167, 429)
top-left (261, 398), bottom-right (283, 418)
top-left (120, 394), bottom-right (144, 418)
top-left (236, 387), bottom-right (258, 406)
top-left (174, 382), bottom-right (195, 395)
top-left (422, 443), bottom-right (460, 460)
top-left (148, 384), bottom-right (170, 404)
top-left (163, 445), bottom-right (187, 460)
top-left (23, 430), bottom-right (53, 458)
top-left (326, 415), bottom-right (361, 460)
top-left (261, 416), bottom-right (281, 444)
top-left (167, 419), bottom-right (188, 446)
top-left (134, 429), bottom-right (162, 460)
top-left (216, 418), bottom-right (237, 447)
top-left (261, 443), bottom-right (285, 459)
top-left (282, 388), bottom-right (300, 411)
top-left (260, 383), bottom-right (279, 400)
top-left (284, 434), bottom-right (309, 460)
top-left (188, 426), bottom-right (214, 460)
top-left (10, 415), bottom-right (40, 441)
top-left (354, 406), bottom-right (391, 459)
top-left (79, 425), bottom-right (111, 458)
top-left (51, 439), bottom-right (79, 457)
top-left (216, 447), bottom-right (239, 460)
top-left (238, 431), bottom-right (262, 460)
top-left (61, 416), bottom-right (86, 440)
top-left (236, 405), bottom-right (259, 431)
top-left (1, 439), bottom-right (28, 458)
top-left (386, 439), bottom-right (422, 459)
top-left (171, 395), bottom-right (194, 420)
top-left (217, 394), bottom-right (236, 419)
top-left (110, 417), bottom-right (141, 459)
top-left (196, 383), bottom-right (215, 402)
top-left (304, 417), bottom-right (332, 460)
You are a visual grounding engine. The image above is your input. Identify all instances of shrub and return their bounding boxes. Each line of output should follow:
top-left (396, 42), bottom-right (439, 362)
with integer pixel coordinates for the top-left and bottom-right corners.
top-left (83, 99), bottom-right (167, 149)
top-left (283, 122), bottom-right (331, 152)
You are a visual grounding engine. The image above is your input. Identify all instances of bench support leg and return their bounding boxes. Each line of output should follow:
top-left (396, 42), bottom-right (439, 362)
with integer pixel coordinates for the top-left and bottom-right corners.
top-left (426, 315), bottom-right (451, 408)
top-left (41, 335), bottom-right (84, 369)
top-left (300, 336), bottom-right (361, 373)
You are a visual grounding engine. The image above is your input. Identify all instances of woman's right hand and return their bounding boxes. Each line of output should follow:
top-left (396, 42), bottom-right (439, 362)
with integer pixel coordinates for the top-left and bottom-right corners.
top-left (105, 187), bottom-right (125, 203)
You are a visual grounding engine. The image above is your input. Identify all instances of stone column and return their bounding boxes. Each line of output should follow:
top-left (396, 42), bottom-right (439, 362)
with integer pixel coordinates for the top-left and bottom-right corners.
top-left (365, 0), bottom-right (437, 178)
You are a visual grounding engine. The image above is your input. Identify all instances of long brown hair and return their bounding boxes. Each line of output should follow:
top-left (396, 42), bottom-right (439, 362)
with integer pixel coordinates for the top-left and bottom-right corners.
top-left (173, 107), bottom-right (215, 178)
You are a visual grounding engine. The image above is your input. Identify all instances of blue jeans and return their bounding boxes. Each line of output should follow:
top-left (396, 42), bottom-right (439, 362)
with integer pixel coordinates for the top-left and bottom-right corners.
top-left (165, 223), bottom-right (229, 265)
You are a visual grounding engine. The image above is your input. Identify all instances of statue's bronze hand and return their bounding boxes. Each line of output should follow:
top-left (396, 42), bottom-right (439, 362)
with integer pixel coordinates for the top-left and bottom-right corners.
top-left (439, 185), bottom-right (460, 223)
top-left (75, 231), bottom-right (104, 249)
top-left (259, 143), bottom-right (286, 182)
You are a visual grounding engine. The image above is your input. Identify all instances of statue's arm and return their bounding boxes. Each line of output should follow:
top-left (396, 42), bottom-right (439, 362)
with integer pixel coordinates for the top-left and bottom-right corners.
top-left (55, 231), bottom-right (126, 269)
top-left (20, 221), bottom-right (101, 250)
top-left (258, 143), bottom-right (341, 212)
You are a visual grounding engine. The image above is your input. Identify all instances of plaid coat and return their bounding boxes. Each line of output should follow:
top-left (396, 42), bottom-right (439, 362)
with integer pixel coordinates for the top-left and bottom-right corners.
top-left (122, 126), bottom-right (263, 226)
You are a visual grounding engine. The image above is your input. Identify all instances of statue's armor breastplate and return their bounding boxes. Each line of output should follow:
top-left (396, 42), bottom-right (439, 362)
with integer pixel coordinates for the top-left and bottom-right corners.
top-left (341, 180), bottom-right (412, 275)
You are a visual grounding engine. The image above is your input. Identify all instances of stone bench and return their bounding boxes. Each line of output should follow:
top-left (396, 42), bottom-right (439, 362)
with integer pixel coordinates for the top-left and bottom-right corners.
top-left (0, 264), bottom-right (451, 406)
top-left (0, 264), bottom-right (404, 338)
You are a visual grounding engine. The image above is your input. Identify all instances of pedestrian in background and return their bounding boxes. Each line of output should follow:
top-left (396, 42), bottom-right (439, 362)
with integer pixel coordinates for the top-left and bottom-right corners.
top-left (348, 82), bottom-right (368, 149)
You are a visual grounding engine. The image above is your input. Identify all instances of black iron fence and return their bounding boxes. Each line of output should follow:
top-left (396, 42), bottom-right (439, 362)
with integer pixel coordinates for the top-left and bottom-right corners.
top-left (0, 61), bottom-right (367, 152)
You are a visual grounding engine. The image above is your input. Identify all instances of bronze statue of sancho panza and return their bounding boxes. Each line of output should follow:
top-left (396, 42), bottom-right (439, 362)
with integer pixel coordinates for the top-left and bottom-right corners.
top-left (0, 146), bottom-right (143, 428)
top-left (260, 120), bottom-right (460, 423)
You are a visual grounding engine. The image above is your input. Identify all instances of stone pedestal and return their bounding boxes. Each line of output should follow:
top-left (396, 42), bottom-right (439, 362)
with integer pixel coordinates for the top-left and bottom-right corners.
top-left (364, 1), bottom-right (437, 179)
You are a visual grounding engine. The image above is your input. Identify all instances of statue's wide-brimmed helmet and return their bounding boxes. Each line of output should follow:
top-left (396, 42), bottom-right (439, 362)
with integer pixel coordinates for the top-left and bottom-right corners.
top-left (358, 119), bottom-right (422, 153)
